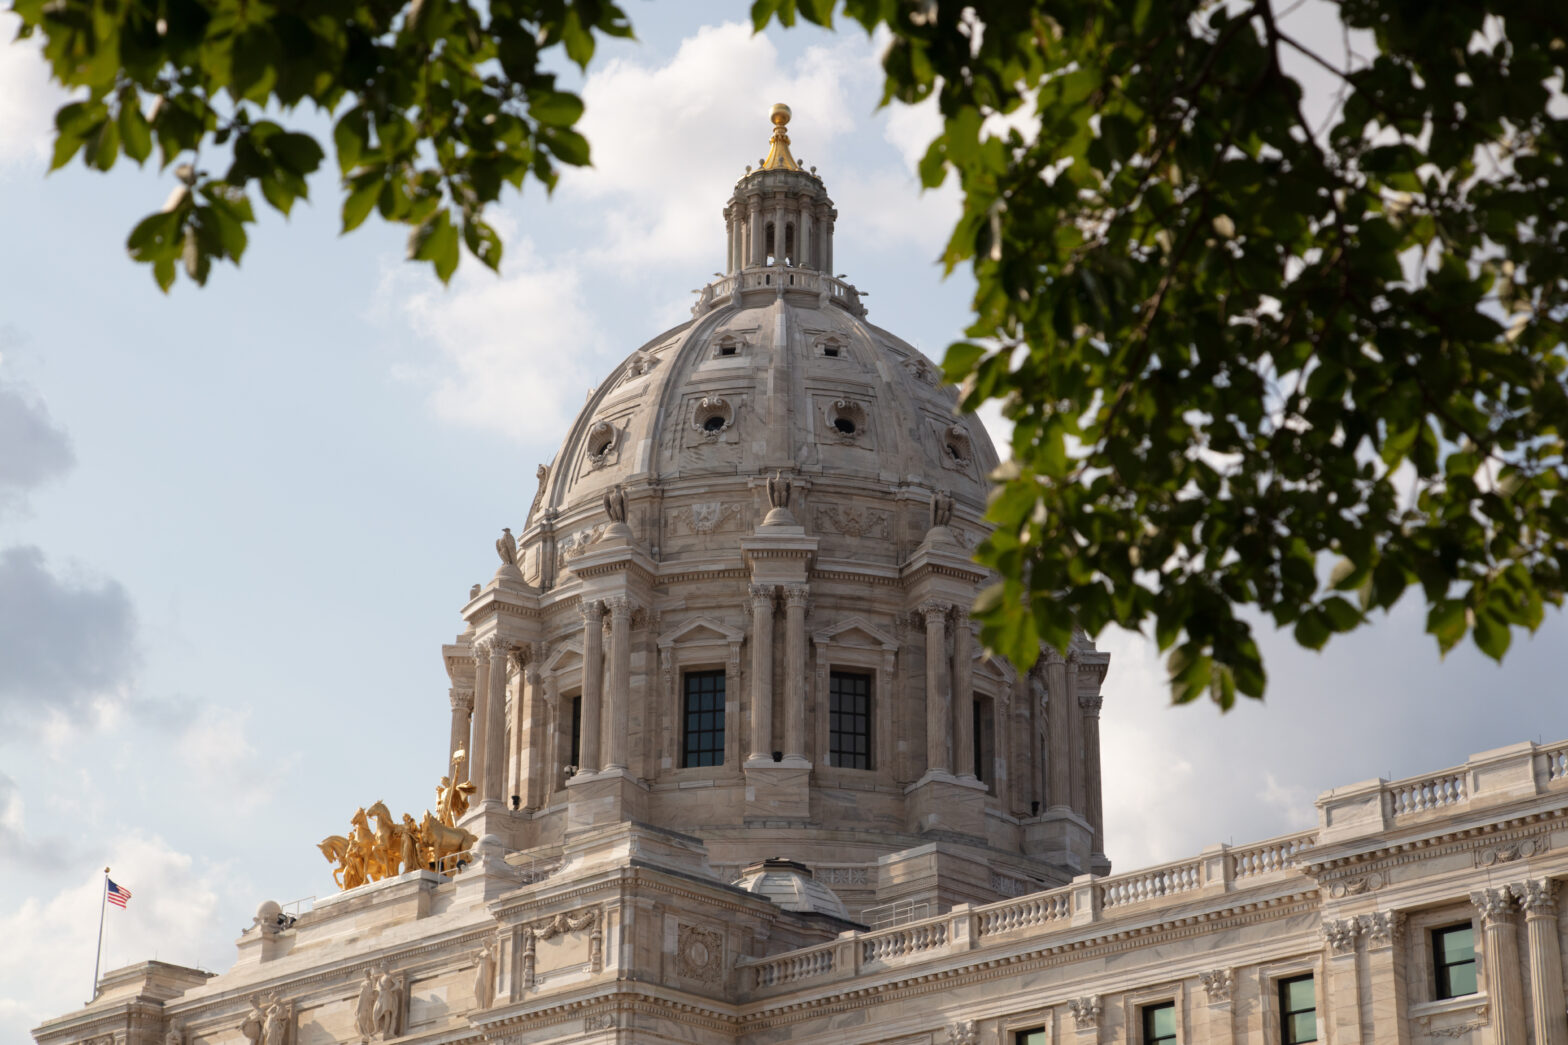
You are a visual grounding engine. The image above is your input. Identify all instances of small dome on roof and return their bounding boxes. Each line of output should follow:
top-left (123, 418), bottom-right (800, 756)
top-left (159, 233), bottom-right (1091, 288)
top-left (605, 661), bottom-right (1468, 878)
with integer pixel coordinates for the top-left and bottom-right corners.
top-left (731, 858), bottom-right (849, 919)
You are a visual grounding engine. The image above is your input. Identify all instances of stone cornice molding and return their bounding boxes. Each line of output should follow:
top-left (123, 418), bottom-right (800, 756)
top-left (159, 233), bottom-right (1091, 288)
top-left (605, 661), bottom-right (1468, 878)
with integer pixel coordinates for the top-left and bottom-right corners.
top-left (1306, 808), bottom-right (1566, 880)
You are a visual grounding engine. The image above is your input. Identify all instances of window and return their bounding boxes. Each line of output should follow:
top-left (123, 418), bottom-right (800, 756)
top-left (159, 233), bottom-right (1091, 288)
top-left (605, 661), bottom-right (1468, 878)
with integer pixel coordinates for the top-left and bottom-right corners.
top-left (829, 670), bottom-right (872, 769)
top-left (1433, 924), bottom-right (1477, 999)
top-left (569, 695), bottom-right (582, 768)
top-left (972, 699), bottom-right (986, 782)
top-left (1279, 975), bottom-right (1318, 1043)
top-left (1142, 1001), bottom-right (1177, 1045)
top-left (682, 671), bottom-right (726, 767)
top-left (1014, 1031), bottom-right (1046, 1045)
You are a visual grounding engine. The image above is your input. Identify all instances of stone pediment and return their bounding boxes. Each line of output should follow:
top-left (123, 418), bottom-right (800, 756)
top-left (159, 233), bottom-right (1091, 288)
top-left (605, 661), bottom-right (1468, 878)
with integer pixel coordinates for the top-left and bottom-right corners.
top-left (542, 639), bottom-right (584, 674)
top-left (812, 615), bottom-right (896, 651)
top-left (659, 615), bottom-right (744, 650)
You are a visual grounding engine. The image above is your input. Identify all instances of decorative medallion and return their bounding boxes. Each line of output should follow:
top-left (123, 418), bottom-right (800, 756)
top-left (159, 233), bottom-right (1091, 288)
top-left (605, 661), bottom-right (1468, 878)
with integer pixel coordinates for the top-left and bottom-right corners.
top-left (676, 924), bottom-right (724, 984)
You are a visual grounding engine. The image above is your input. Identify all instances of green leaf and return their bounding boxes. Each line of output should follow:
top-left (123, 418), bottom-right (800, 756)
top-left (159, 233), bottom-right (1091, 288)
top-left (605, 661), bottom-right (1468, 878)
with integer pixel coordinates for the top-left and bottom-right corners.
top-left (1426, 599), bottom-right (1467, 654)
top-left (334, 108), bottom-right (369, 174)
top-left (118, 92), bottom-right (152, 164)
top-left (528, 90), bottom-right (584, 128)
top-left (342, 174), bottom-right (381, 233)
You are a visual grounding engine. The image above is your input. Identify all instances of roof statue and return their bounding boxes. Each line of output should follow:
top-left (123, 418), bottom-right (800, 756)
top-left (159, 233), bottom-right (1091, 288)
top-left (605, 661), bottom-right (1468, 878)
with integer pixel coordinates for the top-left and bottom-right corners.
top-left (760, 102), bottom-right (802, 172)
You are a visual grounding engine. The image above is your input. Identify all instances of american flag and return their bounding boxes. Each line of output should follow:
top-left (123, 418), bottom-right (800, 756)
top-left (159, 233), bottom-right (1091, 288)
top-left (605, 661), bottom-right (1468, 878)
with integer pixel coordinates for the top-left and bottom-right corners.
top-left (106, 879), bottom-right (131, 908)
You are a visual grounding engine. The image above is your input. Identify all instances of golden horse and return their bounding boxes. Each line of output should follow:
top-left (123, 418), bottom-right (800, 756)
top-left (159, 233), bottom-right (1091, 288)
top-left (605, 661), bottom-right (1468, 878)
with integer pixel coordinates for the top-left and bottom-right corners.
top-left (317, 834), bottom-right (351, 888)
top-left (365, 800), bottom-right (407, 877)
top-left (419, 810), bottom-right (477, 874)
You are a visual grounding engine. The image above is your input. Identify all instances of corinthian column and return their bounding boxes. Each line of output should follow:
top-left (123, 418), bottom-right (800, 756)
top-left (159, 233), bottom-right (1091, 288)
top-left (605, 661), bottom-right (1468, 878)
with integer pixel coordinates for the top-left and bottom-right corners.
top-left (579, 601), bottom-right (604, 774)
top-left (1472, 887), bottom-right (1527, 1045)
top-left (482, 642), bottom-right (510, 804)
top-left (749, 584), bottom-right (775, 760)
top-left (783, 585), bottom-right (809, 761)
top-left (448, 687), bottom-right (474, 782)
top-left (952, 612), bottom-right (975, 779)
top-left (920, 601), bottom-right (951, 775)
top-left (604, 596), bottom-right (633, 771)
top-left (470, 643), bottom-right (492, 788)
top-left (520, 659), bottom-right (544, 809)
top-left (1512, 878), bottom-right (1567, 1045)
top-left (1067, 651), bottom-right (1085, 814)
top-left (1044, 651), bottom-right (1071, 809)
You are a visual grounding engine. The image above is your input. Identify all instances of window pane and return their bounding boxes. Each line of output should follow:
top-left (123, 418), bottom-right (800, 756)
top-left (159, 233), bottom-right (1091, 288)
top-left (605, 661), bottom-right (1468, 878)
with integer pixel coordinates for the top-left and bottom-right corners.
top-left (1144, 1002), bottom-right (1176, 1043)
top-left (1445, 961), bottom-right (1477, 998)
top-left (1288, 1012), bottom-right (1318, 1043)
top-left (1439, 926), bottom-right (1474, 964)
top-left (682, 671), bottom-right (726, 768)
top-left (1283, 976), bottom-right (1315, 1012)
top-left (1014, 1031), bottom-right (1046, 1045)
top-left (829, 671), bottom-right (872, 769)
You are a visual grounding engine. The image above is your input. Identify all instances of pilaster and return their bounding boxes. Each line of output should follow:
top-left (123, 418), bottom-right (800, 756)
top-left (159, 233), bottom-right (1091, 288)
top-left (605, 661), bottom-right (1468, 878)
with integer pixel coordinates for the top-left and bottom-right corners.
top-left (1512, 877), bottom-right (1566, 1045)
top-left (1472, 886), bottom-right (1527, 1045)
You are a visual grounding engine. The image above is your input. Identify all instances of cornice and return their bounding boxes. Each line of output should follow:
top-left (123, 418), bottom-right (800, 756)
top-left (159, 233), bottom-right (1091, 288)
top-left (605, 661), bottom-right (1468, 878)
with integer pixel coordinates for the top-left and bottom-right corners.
top-left (1305, 806), bottom-right (1567, 880)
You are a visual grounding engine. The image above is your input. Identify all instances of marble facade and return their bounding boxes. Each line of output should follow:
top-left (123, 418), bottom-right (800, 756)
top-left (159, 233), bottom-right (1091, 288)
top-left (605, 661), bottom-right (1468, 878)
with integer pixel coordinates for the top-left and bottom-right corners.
top-left (34, 110), bottom-right (1568, 1045)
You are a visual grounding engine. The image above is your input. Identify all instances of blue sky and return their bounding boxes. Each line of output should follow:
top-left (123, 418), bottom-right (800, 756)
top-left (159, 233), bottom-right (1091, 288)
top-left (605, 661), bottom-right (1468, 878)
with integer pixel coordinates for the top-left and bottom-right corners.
top-left (1, 6), bottom-right (1565, 1041)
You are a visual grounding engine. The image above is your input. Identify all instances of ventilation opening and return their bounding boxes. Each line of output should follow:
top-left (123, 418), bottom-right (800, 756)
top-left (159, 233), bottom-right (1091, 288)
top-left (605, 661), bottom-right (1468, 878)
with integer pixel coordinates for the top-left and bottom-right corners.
top-left (834, 416), bottom-right (856, 435)
top-left (945, 442), bottom-right (960, 458)
top-left (587, 424), bottom-right (614, 456)
top-left (703, 415), bottom-right (725, 432)
top-left (719, 344), bottom-right (737, 357)
top-left (784, 223), bottom-right (796, 266)
top-left (823, 345), bottom-right (840, 358)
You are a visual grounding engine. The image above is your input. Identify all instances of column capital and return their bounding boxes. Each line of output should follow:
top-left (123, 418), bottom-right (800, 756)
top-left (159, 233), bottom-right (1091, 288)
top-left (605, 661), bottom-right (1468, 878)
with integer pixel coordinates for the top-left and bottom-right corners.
top-left (1359, 910), bottom-right (1405, 949)
top-left (749, 583), bottom-right (777, 606)
top-left (1471, 886), bottom-right (1519, 927)
top-left (1322, 916), bottom-right (1361, 955)
top-left (581, 600), bottom-right (604, 624)
top-left (1199, 968), bottom-right (1234, 1004)
top-left (1078, 693), bottom-right (1105, 714)
top-left (1041, 647), bottom-right (1066, 666)
top-left (604, 594), bottom-right (633, 620)
top-left (450, 687), bottom-right (475, 713)
top-left (472, 640), bottom-right (493, 662)
top-left (917, 599), bottom-right (951, 622)
top-left (1510, 877), bottom-right (1558, 916)
top-left (782, 583), bottom-right (810, 607)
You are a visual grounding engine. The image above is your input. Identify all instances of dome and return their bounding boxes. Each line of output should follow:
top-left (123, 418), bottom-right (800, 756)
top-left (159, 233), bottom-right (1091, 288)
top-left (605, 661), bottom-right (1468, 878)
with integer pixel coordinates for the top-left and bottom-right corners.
top-left (445, 107), bottom-right (1112, 922)
top-left (731, 858), bottom-right (850, 920)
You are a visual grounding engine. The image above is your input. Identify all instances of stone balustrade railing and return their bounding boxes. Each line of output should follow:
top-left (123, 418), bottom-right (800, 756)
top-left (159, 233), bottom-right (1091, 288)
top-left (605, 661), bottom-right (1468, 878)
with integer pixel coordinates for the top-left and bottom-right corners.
top-left (699, 268), bottom-right (864, 315)
top-left (1317, 740), bottom-right (1567, 844)
top-left (1099, 859), bottom-right (1203, 909)
top-left (1230, 831), bottom-right (1317, 881)
top-left (736, 742), bottom-right (1568, 1003)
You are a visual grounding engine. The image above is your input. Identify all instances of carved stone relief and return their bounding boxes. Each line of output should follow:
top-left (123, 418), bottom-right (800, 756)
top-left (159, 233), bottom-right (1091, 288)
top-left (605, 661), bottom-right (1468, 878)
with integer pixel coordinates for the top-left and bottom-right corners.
top-left (583, 420), bottom-right (622, 471)
top-left (814, 504), bottom-right (891, 539)
top-left (559, 525), bottom-right (608, 561)
top-left (947, 1019), bottom-right (978, 1045)
top-left (1068, 996), bottom-right (1101, 1030)
top-left (1200, 968), bottom-right (1234, 1003)
top-left (583, 1011), bottom-right (617, 1032)
top-left (823, 398), bottom-right (870, 444)
top-left (668, 502), bottom-right (746, 537)
top-left (676, 924), bottom-right (724, 984)
top-left (818, 866), bottom-right (871, 887)
top-left (1360, 910), bottom-right (1404, 948)
top-left (1322, 917), bottom-right (1361, 955)
top-left (1476, 835), bottom-right (1549, 867)
top-left (1326, 871), bottom-right (1384, 898)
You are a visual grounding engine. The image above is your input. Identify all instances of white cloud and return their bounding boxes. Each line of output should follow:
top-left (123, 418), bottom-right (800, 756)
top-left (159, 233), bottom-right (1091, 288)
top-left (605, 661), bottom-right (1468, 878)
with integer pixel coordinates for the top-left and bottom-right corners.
top-left (0, 835), bottom-right (229, 1043)
top-left (178, 705), bottom-right (298, 814)
top-left (0, 13), bottom-right (68, 170)
top-left (0, 365), bottom-right (75, 514)
top-left (386, 238), bottom-right (611, 444)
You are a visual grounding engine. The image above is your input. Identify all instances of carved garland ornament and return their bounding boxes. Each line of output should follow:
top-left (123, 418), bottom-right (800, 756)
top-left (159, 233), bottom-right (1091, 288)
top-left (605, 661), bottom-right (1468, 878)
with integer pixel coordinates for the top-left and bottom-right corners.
top-left (1200, 968), bottom-right (1234, 1003)
top-left (676, 924), bottom-right (724, 984)
top-left (1068, 996), bottom-right (1101, 1030)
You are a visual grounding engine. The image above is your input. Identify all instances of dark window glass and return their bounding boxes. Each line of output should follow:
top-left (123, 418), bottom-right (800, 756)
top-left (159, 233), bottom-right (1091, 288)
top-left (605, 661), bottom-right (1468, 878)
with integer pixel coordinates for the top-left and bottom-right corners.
top-left (829, 671), bottom-right (872, 769)
top-left (1434, 924), bottom-right (1478, 999)
top-left (569, 695), bottom-right (582, 768)
top-left (1014, 1031), bottom-right (1046, 1045)
top-left (1142, 1001), bottom-right (1177, 1045)
top-left (972, 699), bottom-right (985, 782)
top-left (682, 670), bottom-right (726, 768)
top-left (1280, 974), bottom-right (1318, 1043)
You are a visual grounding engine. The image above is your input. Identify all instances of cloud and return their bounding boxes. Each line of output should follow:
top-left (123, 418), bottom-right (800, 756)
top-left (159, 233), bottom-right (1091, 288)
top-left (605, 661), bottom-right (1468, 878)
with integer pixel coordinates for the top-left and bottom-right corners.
top-left (387, 238), bottom-right (611, 444)
top-left (0, 12), bottom-right (69, 170)
top-left (0, 368), bottom-right (75, 514)
top-left (177, 705), bottom-right (299, 814)
top-left (0, 546), bottom-right (138, 731)
top-left (0, 835), bottom-right (230, 1043)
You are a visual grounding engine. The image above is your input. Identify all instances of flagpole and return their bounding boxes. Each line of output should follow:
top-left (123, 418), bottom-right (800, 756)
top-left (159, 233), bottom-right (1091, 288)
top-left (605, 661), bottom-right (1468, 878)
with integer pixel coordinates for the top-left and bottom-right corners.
top-left (91, 866), bottom-right (109, 1002)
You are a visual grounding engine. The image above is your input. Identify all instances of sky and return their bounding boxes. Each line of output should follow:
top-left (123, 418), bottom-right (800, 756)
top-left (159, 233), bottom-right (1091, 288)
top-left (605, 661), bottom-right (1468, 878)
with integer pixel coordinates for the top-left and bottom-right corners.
top-left (1, 5), bottom-right (1565, 1042)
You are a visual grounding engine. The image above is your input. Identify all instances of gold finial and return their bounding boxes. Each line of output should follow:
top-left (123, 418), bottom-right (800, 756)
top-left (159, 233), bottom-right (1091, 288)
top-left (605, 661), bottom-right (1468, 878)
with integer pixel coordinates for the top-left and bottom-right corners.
top-left (760, 102), bottom-right (802, 172)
